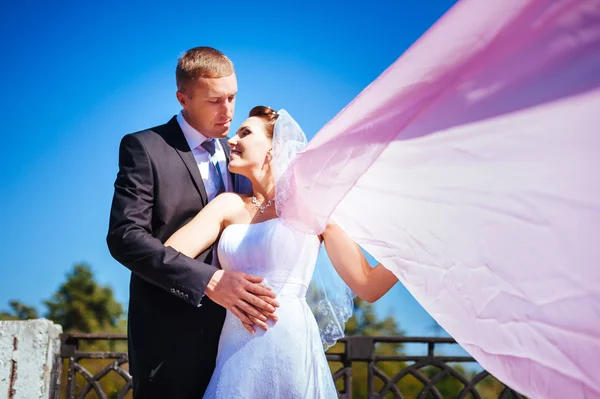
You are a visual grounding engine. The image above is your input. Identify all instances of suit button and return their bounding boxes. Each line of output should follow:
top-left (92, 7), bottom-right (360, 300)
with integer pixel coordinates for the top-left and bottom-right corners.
top-left (170, 288), bottom-right (176, 294)
top-left (184, 294), bottom-right (189, 300)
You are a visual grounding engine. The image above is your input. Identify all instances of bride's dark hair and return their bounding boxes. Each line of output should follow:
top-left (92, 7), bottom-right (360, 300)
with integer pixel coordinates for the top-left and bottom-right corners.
top-left (249, 106), bottom-right (278, 139)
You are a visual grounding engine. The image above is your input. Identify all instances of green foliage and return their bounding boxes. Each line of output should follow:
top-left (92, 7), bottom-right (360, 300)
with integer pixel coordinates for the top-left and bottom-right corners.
top-left (345, 298), bottom-right (404, 337)
top-left (43, 264), bottom-right (124, 333)
top-left (0, 300), bottom-right (39, 320)
top-left (327, 297), bottom-right (411, 398)
top-left (327, 298), bottom-right (509, 398)
top-left (2, 262), bottom-right (511, 398)
top-left (1, 263), bottom-right (128, 397)
top-left (0, 263), bottom-right (124, 333)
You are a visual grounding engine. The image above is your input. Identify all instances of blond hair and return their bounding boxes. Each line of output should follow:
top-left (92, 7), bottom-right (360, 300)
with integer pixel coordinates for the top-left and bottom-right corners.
top-left (176, 46), bottom-right (234, 93)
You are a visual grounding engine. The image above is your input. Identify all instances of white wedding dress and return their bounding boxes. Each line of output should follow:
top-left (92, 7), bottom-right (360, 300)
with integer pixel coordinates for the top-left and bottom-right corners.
top-left (203, 218), bottom-right (338, 398)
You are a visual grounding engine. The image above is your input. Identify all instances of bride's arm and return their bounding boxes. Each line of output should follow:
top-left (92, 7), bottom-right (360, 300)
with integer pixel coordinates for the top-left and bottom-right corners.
top-left (166, 193), bottom-right (279, 332)
top-left (322, 223), bottom-right (398, 303)
top-left (165, 193), bottom-right (240, 258)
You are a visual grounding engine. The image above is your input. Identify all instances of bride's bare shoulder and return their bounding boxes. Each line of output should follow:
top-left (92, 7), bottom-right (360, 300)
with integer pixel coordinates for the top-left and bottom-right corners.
top-left (213, 192), bottom-right (249, 208)
top-left (211, 193), bottom-right (250, 221)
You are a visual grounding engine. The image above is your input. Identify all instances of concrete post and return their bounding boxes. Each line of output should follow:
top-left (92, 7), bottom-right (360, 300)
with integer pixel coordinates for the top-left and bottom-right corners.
top-left (0, 319), bottom-right (62, 399)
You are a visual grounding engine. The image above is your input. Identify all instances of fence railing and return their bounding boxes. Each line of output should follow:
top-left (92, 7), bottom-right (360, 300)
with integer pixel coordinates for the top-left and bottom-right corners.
top-left (56, 333), bottom-right (523, 399)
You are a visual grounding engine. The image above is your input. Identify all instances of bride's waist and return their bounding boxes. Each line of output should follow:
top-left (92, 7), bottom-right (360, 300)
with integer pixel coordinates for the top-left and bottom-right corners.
top-left (233, 271), bottom-right (309, 298)
top-left (223, 294), bottom-right (316, 334)
top-left (264, 280), bottom-right (308, 298)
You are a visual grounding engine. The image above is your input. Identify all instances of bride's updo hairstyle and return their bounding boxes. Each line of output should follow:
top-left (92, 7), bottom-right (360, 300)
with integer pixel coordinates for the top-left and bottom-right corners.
top-left (248, 106), bottom-right (279, 139)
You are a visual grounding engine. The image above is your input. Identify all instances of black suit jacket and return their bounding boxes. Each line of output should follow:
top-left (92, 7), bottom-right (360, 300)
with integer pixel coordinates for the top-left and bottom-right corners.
top-left (106, 116), bottom-right (250, 397)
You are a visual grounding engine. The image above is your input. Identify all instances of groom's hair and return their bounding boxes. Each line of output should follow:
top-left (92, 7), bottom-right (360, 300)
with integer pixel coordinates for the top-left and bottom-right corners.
top-left (176, 46), bottom-right (234, 94)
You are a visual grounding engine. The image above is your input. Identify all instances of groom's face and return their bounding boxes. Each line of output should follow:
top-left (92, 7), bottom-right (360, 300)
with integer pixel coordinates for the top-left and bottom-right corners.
top-left (177, 73), bottom-right (238, 138)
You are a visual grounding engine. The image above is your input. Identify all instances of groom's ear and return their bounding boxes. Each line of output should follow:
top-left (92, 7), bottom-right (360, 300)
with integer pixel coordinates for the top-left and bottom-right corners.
top-left (176, 90), bottom-right (188, 108)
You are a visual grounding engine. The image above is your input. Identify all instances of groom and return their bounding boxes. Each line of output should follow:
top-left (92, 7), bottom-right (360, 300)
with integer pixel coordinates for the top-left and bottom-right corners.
top-left (107, 46), bottom-right (278, 398)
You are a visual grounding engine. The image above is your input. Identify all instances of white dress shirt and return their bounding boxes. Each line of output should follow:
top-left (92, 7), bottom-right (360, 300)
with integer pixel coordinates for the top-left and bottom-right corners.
top-left (176, 112), bottom-right (232, 201)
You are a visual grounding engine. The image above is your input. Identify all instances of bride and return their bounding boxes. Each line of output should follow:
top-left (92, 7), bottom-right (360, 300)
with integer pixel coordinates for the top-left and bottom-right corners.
top-left (165, 105), bottom-right (396, 398)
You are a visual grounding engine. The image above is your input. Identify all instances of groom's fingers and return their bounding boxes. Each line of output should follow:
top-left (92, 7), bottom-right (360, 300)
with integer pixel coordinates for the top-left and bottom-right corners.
top-left (236, 299), bottom-right (269, 326)
top-left (242, 275), bottom-right (277, 299)
top-left (231, 305), bottom-right (265, 333)
top-left (262, 296), bottom-right (280, 309)
top-left (230, 305), bottom-right (254, 326)
top-left (246, 282), bottom-right (278, 301)
top-left (242, 321), bottom-right (255, 334)
top-left (241, 291), bottom-right (277, 313)
top-left (258, 296), bottom-right (279, 322)
top-left (248, 315), bottom-right (267, 329)
top-left (242, 311), bottom-right (268, 331)
top-left (242, 273), bottom-right (265, 284)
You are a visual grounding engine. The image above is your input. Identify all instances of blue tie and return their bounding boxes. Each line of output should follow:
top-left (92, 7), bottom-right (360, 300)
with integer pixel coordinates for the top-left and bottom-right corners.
top-left (201, 139), bottom-right (226, 196)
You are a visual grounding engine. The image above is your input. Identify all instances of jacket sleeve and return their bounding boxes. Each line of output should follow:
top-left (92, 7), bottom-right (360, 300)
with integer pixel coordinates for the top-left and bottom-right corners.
top-left (106, 133), bottom-right (219, 306)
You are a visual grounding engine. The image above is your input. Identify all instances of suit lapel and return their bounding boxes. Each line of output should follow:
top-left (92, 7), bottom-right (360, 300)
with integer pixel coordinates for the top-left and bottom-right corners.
top-left (166, 117), bottom-right (208, 205)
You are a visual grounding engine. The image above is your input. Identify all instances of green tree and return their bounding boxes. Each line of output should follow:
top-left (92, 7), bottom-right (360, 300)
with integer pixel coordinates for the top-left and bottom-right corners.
top-left (345, 298), bottom-right (404, 337)
top-left (43, 264), bottom-right (127, 398)
top-left (0, 263), bottom-right (129, 397)
top-left (44, 263), bottom-right (124, 333)
top-left (0, 300), bottom-right (39, 320)
top-left (328, 298), bottom-right (478, 399)
top-left (327, 298), bottom-right (412, 399)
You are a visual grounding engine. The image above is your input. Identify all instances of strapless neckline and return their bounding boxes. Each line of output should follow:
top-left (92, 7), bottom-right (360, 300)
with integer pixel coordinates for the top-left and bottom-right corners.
top-left (207, 212), bottom-right (337, 398)
top-left (220, 218), bottom-right (280, 240)
top-left (224, 217), bottom-right (279, 230)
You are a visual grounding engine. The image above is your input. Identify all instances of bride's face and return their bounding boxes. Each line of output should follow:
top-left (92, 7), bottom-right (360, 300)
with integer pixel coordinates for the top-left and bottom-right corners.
top-left (227, 116), bottom-right (272, 176)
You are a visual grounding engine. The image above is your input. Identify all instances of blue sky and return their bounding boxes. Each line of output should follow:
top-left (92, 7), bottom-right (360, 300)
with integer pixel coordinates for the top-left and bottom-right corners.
top-left (0, 0), bottom-right (460, 340)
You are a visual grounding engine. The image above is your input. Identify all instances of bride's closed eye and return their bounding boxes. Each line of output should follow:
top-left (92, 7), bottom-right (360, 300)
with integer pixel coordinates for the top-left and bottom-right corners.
top-left (238, 127), bottom-right (252, 137)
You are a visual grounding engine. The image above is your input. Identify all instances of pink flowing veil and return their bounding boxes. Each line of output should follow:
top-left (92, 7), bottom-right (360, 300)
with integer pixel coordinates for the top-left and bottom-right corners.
top-left (273, 109), bottom-right (356, 349)
top-left (278, 0), bottom-right (600, 398)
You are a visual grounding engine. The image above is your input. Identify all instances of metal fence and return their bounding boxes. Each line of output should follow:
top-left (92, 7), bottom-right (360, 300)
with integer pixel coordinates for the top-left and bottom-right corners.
top-left (55, 333), bottom-right (523, 399)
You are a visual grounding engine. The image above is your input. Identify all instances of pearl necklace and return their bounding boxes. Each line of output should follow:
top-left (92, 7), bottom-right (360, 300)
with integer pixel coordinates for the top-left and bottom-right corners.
top-left (252, 195), bottom-right (274, 214)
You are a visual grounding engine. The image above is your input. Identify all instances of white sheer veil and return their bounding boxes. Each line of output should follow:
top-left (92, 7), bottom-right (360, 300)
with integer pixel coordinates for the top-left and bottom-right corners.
top-left (272, 109), bottom-right (355, 349)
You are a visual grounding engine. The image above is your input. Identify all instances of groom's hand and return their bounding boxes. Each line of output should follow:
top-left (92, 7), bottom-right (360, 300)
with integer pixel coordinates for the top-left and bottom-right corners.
top-left (205, 270), bottom-right (279, 331)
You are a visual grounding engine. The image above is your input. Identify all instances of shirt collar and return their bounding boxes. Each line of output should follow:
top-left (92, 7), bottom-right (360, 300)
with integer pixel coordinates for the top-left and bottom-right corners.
top-left (176, 111), bottom-right (210, 150)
